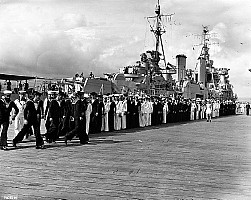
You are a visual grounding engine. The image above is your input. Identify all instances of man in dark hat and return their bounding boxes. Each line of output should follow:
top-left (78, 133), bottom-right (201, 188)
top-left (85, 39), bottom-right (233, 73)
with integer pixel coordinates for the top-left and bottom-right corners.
top-left (64, 92), bottom-right (89, 144)
top-left (89, 92), bottom-right (99, 134)
top-left (61, 93), bottom-right (72, 136)
top-left (33, 91), bottom-right (44, 131)
top-left (151, 97), bottom-right (159, 126)
top-left (84, 93), bottom-right (92, 135)
top-left (13, 92), bottom-right (44, 149)
top-left (0, 90), bottom-right (19, 150)
top-left (97, 94), bottom-right (104, 133)
top-left (126, 95), bottom-right (132, 129)
top-left (45, 91), bottom-right (60, 143)
top-left (56, 91), bottom-right (67, 137)
top-left (131, 95), bottom-right (139, 128)
top-left (78, 91), bottom-right (87, 135)
top-left (246, 102), bottom-right (250, 116)
top-left (108, 95), bottom-right (115, 132)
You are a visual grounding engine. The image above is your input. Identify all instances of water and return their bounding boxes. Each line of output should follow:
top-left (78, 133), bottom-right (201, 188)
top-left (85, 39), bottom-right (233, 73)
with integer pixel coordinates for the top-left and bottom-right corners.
top-left (237, 97), bottom-right (251, 103)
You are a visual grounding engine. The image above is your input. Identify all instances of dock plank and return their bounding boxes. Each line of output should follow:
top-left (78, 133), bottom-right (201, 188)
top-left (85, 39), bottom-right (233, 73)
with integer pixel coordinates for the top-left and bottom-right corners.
top-left (1, 115), bottom-right (251, 199)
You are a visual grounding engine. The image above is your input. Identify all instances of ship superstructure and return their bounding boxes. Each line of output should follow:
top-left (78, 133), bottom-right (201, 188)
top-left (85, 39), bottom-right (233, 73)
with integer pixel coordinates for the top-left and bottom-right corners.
top-left (193, 26), bottom-right (235, 101)
top-left (107, 0), bottom-right (176, 96)
top-left (103, 3), bottom-right (236, 100)
top-left (55, 2), bottom-right (236, 101)
top-left (175, 26), bottom-right (236, 101)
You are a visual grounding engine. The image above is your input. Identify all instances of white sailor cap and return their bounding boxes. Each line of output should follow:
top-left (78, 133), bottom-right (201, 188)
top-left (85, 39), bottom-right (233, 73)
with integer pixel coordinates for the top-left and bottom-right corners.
top-left (3, 90), bottom-right (12, 95)
top-left (48, 90), bottom-right (59, 95)
top-left (83, 93), bottom-right (89, 98)
top-left (18, 90), bottom-right (27, 94)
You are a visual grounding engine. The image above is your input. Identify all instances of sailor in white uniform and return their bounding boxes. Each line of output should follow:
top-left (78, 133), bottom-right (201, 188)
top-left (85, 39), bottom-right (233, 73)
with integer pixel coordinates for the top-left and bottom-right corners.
top-left (163, 98), bottom-right (169, 124)
top-left (121, 96), bottom-right (127, 129)
top-left (201, 100), bottom-right (206, 119)
top-left (14, 90), bottom-right (27, 136)
top-left (115, 94), bottom-right (122, 130)
top-left (141, 97), bottom-right (147, 127)
top-left (215, 100), bottom-right (220, 117)
top-left (206, 99), bottom-right (212, 122)
top-left (103, 96), bottom-right (111, 132)
top-left (190, 99), bottom-right (197, 121)
top-left (85, 94), bottom-right (92, 135)
top-left (145, 97), bottom-right (152, 126)
top-left (138, 97), bottom-right (144, 127)
top-left (212, 100), bottom-right (216, 118)
top-left (196, 99), bottom-right (201, 120)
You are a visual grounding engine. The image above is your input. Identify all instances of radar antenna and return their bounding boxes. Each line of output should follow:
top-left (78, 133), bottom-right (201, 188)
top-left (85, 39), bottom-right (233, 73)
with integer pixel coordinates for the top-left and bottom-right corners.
top-left (146, 0), bottom-right (174, 70)
top-left (193, 25), bottom-right (219, 62)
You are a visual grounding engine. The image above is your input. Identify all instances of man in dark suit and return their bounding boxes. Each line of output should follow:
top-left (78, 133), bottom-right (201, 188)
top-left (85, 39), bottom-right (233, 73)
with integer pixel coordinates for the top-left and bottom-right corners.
top-left (97, 95), bottom-right (104, 133)
top-left (152, 97), bottom-right (159, 126)
top-left (246, 102), bottom-right (250, 116)
top-left (61, 94), bottom-right (72, 137)
top-left (33, 91), bottom-right (44, 128)
top-left (108, 95), bottom-right (116, 132)
top-left (45, 91), bottom-right (60, 143)
top-left (79, 91), bottom-right (87, 135)
top-left (0, 90), bottom-right (19, 150)
top-left (126, 96), bottom-right (132, 129)
top-left (64, 92), bottom-right (89, 144)
top-left (131, 96), bottom-right (140, 128)
top-left (13, 92), bottom-right (44, 149)
top-left (89, 92), bottom-right (99, 134)
top-left (56, 91), bottom-right (67, 137)
top-left (157, 98), bottom-right (163, 125)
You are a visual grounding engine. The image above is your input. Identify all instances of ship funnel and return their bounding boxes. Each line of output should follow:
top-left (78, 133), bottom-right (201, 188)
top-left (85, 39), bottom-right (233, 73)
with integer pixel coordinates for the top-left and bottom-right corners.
top-left (176, 54), bottom-right (187, 82)
top-left (198, 57), bottom-right (206, 85)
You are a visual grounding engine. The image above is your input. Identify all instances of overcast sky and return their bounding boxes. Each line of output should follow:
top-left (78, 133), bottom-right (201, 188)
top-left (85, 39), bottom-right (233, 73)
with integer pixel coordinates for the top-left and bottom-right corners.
top-left (0, 0), bottom-right (251, 98)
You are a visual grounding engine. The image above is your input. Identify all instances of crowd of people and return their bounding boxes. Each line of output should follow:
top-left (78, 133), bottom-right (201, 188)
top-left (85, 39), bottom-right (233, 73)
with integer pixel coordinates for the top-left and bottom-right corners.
top-left (235, 102), bottom-right (251, 116)
top-left (0, 89), bottom-right (237, 150)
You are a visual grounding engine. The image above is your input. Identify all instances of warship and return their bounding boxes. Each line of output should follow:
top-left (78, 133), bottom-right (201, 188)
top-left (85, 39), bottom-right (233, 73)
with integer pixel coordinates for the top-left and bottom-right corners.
top-left (103, 1), bottom-right (237, 101)
top-left (53, 0), bottom-right (177, 96)
top-left (103, 0), bottom-right (176, 97)
top-left (0, 0), bottom-right (236, 102)
top-left (178, 25), bottom-right (237, 101)
top-left (99, 1), bottom-right (236, 101)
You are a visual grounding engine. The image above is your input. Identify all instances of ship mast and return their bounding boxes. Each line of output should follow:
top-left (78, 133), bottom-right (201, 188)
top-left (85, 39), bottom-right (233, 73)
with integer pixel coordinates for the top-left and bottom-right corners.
top-left (194, 25), bottom-right (218, 64)
top-left (200, 26), bottom-right (210, 62)
top-left (146, 0), bottom-right (174, 70)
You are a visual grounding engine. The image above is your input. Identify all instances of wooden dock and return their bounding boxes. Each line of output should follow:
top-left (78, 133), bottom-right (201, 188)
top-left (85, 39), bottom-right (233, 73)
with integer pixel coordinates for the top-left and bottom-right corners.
top-left (1, 115), bottom-right (251, 199)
